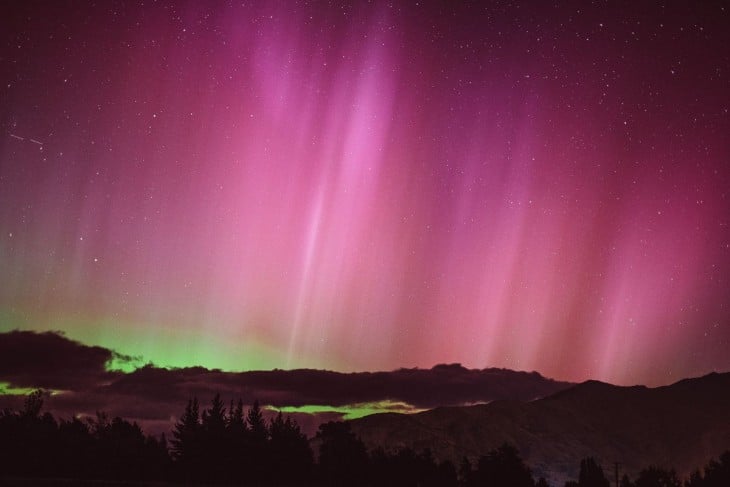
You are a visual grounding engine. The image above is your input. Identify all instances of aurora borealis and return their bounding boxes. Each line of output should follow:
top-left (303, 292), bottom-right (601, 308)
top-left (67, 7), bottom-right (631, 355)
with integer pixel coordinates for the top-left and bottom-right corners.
top-left (0, 1), bottom-right (728, 388)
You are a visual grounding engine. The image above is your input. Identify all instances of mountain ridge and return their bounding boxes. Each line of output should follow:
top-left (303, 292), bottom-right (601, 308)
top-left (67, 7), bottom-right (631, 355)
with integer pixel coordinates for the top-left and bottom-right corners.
top-left (348, 371), bottom-right (730, 485)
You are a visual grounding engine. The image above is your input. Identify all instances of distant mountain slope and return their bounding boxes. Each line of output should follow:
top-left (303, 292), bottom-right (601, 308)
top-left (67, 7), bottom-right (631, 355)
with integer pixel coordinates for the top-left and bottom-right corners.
top-left (349, 372), bottom-right (730, 485)
top-left (0, 331), bottom-right (576, 436)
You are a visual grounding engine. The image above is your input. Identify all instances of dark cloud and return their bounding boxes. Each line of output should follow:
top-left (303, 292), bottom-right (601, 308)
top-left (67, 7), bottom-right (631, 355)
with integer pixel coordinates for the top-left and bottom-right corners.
top-left (0, 331), bottom-right (572, 436)
top-left (0, 330), bottom-right (122, 390)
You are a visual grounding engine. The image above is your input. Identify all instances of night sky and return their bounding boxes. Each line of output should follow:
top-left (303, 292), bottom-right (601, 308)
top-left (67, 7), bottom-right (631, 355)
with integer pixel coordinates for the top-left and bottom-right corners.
top-left (1, 1), bottom-right (728, 387)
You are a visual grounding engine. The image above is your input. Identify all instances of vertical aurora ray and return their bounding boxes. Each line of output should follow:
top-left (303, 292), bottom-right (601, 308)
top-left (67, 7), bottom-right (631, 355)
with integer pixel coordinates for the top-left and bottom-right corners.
top-left (0, 1), bottom-right (728, 385)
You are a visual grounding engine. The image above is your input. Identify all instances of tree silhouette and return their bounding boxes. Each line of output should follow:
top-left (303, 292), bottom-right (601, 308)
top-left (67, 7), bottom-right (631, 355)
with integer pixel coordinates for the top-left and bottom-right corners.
top-left (633, 466), bottom-right (680, 487)
top-left (21, 389), bottom-right (44, 418)
top-left (247, 399), bottom-right (268, 442)
top-left (200, 393), bottom-right (228, 482)
top-left (229, 398), bottom-right (247, 433)
top-left (705, 452), bottom-right (730, 486)
top-left (2, 389), bottom-right (728, 487)
top-left (171, 397), bottom-right (203, 479)
top-left (578, 457), bottom-right (610, 487)
top-left (0, 392), bottom-right (169, 482)
top-left (686, 451), bottom-right (730, 487)
top-left (433, 454), bottom-right (458, 487)
top-left (0, 390), bottom-right (58, 477)
top-left (203, 393), bottom-right (227, 435)
top-left (91, 414), bottom-right (169, 480)
top-left (269, 411), bottom-right (314, 485)
top-left (373, 446), bottom-right (458, 487)
top-left (470, 443), bottom-right (534, 487)
top-left (459, 456), bottom-right (475, 485)
top-left (241, 399), bottom-right (269, 483)
top-left (56, 416), bottom-right (93, 477)
top-left (317, 421), bottom-right (370, 486)
top-left (224, 398), bottom-right (248, 481)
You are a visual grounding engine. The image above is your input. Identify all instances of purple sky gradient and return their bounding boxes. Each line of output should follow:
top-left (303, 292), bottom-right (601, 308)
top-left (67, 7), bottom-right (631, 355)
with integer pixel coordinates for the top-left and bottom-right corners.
top-left (1, 1), bottom-right (728, 386)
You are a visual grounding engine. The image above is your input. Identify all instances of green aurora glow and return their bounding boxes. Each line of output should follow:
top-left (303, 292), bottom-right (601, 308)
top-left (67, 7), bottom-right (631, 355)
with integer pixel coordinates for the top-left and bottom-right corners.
top-left (0, 382), bottom-right (38, 396)
top-left (1, 313), bottom-right (426, 421)
top-left (272, 401), bottom-right (425, 420)
top-left (1, 309), bottom-right (296, 372)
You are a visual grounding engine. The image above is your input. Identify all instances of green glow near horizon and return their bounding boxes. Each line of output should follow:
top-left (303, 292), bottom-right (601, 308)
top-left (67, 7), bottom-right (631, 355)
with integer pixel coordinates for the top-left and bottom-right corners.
top-left (0, 309), bottom-right (302, 372)
top-left (0, 382), bottom-right (65, 397)
top-left (272, 400), bottom-right (425, 420)
top-left (0, 382), bottom-right (38, 396)
top-left (0, 312), bottom-right (429, 419)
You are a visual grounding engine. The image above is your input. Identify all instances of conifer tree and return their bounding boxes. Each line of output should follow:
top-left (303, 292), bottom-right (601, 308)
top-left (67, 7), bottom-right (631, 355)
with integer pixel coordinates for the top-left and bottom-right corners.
top-left (244, 399), bottom-right (269, 482)
top-left (202, 393), bottom-right (226, 436)
top-left (317, 421), bottom-right (370, 486)
top-left (578, 457), bottom-right (610, 487)
top-left (269, 412), bottom-right (314, 484)
top-left (228, 398), bottom-right (246, 434)
top-left (247, 399), bottom-right (268, 443)
top-left (171, 397), bottom-right (202, 478)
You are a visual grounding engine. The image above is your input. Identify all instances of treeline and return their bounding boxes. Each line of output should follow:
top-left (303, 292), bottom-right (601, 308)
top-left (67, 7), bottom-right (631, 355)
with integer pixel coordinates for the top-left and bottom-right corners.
top-left (563, 455), bottom-right (730, 487)
top-left (1, 391), bottom-right (729, 486)
top-left (0, 391), bottom-right (170, 481)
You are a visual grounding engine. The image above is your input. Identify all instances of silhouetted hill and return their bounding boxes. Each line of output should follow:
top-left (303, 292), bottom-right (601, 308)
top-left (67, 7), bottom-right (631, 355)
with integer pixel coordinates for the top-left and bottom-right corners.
top-left (348, 372), bottom-right (730, 485)
top-left (0, 331), bottom-right (575, 435)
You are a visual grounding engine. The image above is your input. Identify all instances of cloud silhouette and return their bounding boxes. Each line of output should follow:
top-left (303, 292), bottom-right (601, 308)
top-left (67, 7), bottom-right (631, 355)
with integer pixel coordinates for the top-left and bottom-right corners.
top-left (0, 330), bottom-right (572, 435)
top-left (0, 330), bottom-right (123, 390)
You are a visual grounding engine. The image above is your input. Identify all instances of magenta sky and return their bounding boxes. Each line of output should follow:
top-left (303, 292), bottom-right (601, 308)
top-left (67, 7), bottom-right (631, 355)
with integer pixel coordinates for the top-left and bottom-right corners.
top-left (1, 1), bottom-right (728, 386)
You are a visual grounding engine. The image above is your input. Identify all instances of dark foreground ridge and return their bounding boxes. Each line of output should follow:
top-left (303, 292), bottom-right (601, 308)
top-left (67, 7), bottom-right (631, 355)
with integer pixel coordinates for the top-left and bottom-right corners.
top-left (1, 375), bottom-right (730, 486)
top-left (0, 330), bottom-right (573, 434)
top-left (349, 372), bottom-right (730, 485)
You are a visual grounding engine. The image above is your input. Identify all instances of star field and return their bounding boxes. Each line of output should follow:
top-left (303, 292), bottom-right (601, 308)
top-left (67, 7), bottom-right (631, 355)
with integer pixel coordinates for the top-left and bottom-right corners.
top-left (0, 1), bottom-right (728, 385)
